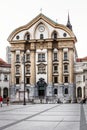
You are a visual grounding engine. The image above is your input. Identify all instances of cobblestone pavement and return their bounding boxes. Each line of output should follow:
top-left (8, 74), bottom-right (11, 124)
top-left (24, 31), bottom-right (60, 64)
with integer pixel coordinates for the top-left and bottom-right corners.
top-left (0, 103), bottom-right (87, 130)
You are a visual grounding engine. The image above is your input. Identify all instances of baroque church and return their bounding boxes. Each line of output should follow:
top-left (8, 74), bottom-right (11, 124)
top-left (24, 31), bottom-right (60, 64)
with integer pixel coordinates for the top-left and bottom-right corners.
top-left (8, 13), bottom-right (77, 103)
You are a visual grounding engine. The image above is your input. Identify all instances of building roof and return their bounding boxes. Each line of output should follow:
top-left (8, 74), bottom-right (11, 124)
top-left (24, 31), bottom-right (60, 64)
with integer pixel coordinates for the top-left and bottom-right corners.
top-left (76, 56), bottom-right (87, 62)
top-left (0, 58), bottom-right (11, 67)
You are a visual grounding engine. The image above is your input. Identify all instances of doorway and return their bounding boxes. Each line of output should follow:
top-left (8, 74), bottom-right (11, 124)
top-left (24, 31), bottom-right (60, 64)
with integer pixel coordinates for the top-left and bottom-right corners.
top-left (37, 78), bottom-right (47, 98)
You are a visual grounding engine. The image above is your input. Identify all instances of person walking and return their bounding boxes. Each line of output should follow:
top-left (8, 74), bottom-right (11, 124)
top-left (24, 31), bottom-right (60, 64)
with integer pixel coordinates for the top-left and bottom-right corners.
top-left (0, 96), bottom-right (3, 107)
top-left (7, 97), bottom-right (9, 106)
top-left (6, 97), bottom-right (9, 106)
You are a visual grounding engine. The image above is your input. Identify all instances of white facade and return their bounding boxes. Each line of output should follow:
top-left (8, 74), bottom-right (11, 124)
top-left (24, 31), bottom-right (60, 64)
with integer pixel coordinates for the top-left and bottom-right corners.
top-left (0, 64), bottom-right (11, 100)
top-left (8, 13), bottom-right (77, 103)
top-left (74, 62), bottom-right (87, 102)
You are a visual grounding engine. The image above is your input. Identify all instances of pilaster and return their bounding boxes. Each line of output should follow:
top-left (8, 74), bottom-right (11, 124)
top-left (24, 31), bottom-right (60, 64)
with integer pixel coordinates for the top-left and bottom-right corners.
top-left (69, 49), bottom-right (74, 83)
top-left (58, 49), bottom-right (63, 83)
top-left (11, 51), bottom-right (15, 84)
top-left (30, 43), bottom-right (36, 85)
top-left (47, 42), bottom-right (53, 84)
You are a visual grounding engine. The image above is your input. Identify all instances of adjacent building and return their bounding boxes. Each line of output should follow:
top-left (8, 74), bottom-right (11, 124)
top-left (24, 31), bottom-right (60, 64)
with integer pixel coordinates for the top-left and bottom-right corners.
top-left (8, 13), bottom-right (77, 103)
top-left (0, 58), bottom-right (11, 101)
top-left (74, 57), bottom-right (87, 102)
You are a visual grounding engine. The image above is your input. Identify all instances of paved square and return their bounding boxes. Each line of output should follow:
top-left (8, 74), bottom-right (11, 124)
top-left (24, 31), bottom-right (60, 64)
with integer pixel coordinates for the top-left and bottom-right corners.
top-left (0, 104), bottom-right (87, 130)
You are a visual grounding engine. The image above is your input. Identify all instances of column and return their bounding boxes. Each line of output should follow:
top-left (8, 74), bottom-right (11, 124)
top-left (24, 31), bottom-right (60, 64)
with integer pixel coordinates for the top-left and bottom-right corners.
top-left (47, 42), bottom-right (53, 97)
top-left (30, 50), bottom-right (36, 85)
top-left (58, 49), bottom-right (63, 83)
top-left (20, 51), bottom-right (24, 83)
top-left (11, 51), bottom-right (15, 85)
top-left (29, 50), bottom-right (35, 99)
top-left (69, 49), bottom-right (74, 83)
top-left (47, 49), bottom-right (53, 84)
top-left (58, 49), bottom-right (63, 99)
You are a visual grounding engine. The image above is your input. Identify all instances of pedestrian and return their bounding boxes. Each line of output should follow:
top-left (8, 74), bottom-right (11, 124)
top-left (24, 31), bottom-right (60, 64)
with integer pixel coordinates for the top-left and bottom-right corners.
top-left (6, 97), bottom-right (9, 106)
top-left (0, 96), bottom-right (3, 107)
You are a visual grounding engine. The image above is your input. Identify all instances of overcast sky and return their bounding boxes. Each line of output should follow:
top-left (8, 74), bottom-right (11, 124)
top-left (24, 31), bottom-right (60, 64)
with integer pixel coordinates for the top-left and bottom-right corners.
top-left (0, 0), bottom-right (87, 61)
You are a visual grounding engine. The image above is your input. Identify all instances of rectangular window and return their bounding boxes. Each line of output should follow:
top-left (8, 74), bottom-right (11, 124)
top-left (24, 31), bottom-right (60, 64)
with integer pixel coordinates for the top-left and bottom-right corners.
top-left (64, 52), bottom-right (68, 60)
top-left (26, 66), bottom-right (30, 74)
top-left (54, 65), bottom-right (58, 73)
top-left (64, 64), bottom-right (68, 72)
top-left (54, 53), bottom-right (57, 61)
top-left (40, 34), bottom-right (44, 39)
top-left (38, 53), bottom-right (45, 62)
top-left (42, 54), bottom-right (45, 61)
top-left (64, 76), bottom-right (68, 83)
top-left (26, 77), bottom-right (30, 84)
top-left (16, 54), bottom-right (20, 62)
top-left (4, 75), bottom-right (8, 81)
top-left (16, 66), bottom-right (20, 74)
top-left (26, 54), bottom-right (30, 62)
top-left (54, 76), bottom-right (58, 83)
top-left (16, 77), bottom-right (20, 84)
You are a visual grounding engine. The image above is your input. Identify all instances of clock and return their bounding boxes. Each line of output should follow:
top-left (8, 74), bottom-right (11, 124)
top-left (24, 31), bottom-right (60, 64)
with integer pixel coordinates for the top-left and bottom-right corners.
top-left (38, 25), bottom-right (45, 32)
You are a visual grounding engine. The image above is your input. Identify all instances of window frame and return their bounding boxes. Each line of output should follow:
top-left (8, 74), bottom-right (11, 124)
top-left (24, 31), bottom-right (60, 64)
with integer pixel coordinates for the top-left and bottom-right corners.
top-left (16, 77), bottom-right (20, 84)
top-left (16, 54), bottom-right (20, 62)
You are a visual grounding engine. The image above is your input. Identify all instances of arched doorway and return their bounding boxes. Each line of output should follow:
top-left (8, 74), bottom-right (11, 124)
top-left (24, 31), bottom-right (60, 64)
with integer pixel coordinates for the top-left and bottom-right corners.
top-left (37, 78), bottom-right (47, 98)
top-left (77, 87), bottom-right (82, 98)
top-left (3, 87), bottom-right (8, 98)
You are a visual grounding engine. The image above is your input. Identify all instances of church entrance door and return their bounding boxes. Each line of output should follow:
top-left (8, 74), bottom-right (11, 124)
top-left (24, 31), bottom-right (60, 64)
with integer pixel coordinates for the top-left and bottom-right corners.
top-left (37, 78), bottom-right (47, 98)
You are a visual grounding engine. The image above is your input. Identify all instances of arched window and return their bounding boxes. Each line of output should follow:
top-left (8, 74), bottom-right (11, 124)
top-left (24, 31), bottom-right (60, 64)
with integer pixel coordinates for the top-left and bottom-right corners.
top-left (65, 88), bottom-right (68, 94)
top-left (54, 88), bottom-right (57, 94)
top-left (54, 32), bottom-right (57, 39)
top-left (52, 31), bottom-right (58, 39)
top-left (77, 87), bottom-right (82, 98)
top-left (24, 32), bottom-right (30, 40)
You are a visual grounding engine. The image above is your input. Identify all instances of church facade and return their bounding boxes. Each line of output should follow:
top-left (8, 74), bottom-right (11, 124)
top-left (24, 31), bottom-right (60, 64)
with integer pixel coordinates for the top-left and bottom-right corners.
top-left (8, 13), bottom-right (77, 103)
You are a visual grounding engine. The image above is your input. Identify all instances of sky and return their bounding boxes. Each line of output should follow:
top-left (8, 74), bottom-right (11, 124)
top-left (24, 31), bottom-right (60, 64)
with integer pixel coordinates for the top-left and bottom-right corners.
top-left (0, 0), bottom-right (87, 61)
